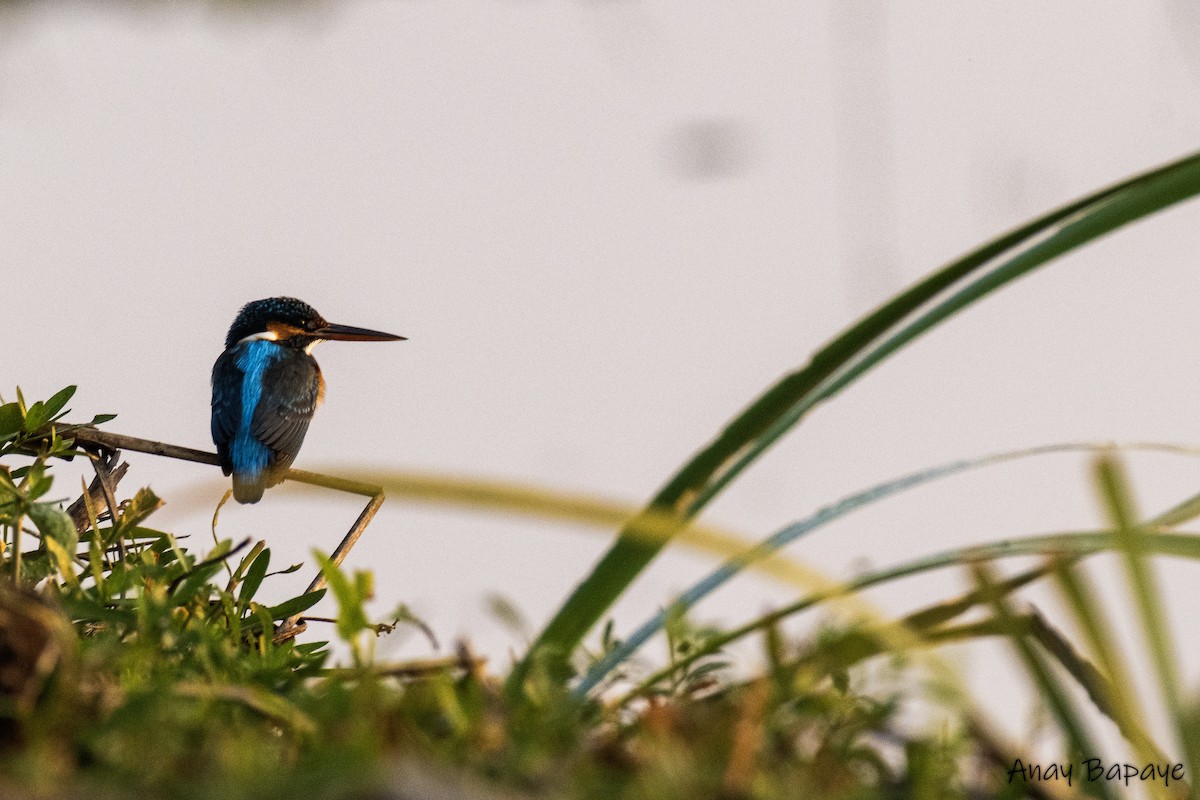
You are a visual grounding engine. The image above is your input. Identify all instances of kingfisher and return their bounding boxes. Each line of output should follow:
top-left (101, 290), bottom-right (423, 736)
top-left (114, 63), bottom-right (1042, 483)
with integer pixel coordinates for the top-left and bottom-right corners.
top-left (211, 297), bottom-right (405, 504)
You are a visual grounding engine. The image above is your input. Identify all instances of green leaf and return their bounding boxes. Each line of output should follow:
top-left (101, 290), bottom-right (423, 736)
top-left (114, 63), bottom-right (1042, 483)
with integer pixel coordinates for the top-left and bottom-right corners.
top-left (0, 402), bottom-right (23, 441)
top-left (25, 464), bottom-right (52, 501)
top-left (79, 525), bottom-right (170, 543)
top-left (228, 541), bottom-right (265, 585)
top-left (120, 488), bottom-right (163, 528)
top-left (486, 593), bottom-right (531, 643)
top-left (15, 550), bottom-right (58, 583)
top-left (171, 562), bottom-right (225, 603)
top-left (168, 540), bottom-right (234, 600)
top-left (60, 595), bottom-right (136, 627)
top-left (313, 551), bottom-right (370, 641)
top-left (264, 589), bottom-right (327, 622)
top-left (28, 501), bottom-right (78, 553)
top-left (246, 602), bottom-right (275, 645)
top-left (32, 501), bottom-right (81, 586)
top-left (44, 538), bottom-right (79, 586)
top-left (41, 386), bottom-right (76, 421)
top-left (22, 400), bottom-right (45, 433)
top-left (239, 548), bottom-right (271, 606)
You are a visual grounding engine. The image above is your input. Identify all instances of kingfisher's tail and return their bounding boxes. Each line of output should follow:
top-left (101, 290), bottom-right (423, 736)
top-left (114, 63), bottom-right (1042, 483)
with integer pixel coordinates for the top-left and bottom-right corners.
top-left (232, 472), bottom-right (267, 504)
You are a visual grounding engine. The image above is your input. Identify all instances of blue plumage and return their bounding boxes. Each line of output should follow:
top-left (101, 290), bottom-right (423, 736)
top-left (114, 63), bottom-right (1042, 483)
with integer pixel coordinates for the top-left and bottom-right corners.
top-left (211, 297), bottom-right (404, 504)
top-left (229, 340), bottom-right (283, 483)
top-left (212, 339), bottom-right (320, 504)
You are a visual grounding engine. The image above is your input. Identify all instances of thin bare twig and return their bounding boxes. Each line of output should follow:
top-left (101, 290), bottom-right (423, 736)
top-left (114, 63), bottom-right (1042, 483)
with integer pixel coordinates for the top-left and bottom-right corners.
top-left (276, 489), bottom-right (386, 639)
top-left (65, 428), bottom-right (384, 498)
top-left (307, 493), bottom-right (386, 595)
top-left (87, 448), bottom-right (126, 562)
top-left (272, 620), bottom-right (307, 645)
top-left (65, 428), bottom-right (219, 468)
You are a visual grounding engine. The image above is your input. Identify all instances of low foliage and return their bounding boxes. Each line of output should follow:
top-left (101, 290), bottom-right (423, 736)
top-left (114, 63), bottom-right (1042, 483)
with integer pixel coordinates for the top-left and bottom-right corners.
top-left (0, 388), bottom-right (1015, 800)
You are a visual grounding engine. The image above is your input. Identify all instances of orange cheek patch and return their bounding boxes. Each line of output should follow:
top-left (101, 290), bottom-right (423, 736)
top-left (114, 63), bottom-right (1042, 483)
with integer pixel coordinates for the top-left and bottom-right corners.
top-left (267, 321), bottom-right (310, 338)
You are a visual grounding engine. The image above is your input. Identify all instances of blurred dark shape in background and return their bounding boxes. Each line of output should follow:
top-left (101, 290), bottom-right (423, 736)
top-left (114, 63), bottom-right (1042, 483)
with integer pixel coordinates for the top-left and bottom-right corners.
top-left (1163, 0), bottom-right (1200, 83)
top-left (971, 152), bottom-right (1064, 228)
top-left (831, 0), bottom-right (900, 309)
top-left (663, 117), bottom-right (753, 181)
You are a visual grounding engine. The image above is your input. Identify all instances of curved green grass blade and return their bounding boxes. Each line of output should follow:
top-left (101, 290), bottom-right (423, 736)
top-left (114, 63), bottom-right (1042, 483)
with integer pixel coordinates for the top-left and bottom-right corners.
top-left (571, 442), bottom-right (1200, 696)
top-left (614, 525), bottom-right (1200, 704)
top-left (514, 150), bottom-right (1200, 690)
top-left (760, 566), bottom-right (1053, 676)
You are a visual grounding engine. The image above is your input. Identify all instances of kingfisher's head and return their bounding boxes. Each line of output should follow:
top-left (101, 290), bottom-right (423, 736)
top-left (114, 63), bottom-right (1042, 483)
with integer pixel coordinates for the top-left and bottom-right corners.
top-left (225, 297), bottom-right (406, 350)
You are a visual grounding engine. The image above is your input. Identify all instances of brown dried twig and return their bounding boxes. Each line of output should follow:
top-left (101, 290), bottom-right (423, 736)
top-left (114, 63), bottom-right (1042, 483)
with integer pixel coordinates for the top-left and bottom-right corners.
top-left (65, 461), bottom-right (128, 532)
top-left (88, 446), bottom-right (126, 562)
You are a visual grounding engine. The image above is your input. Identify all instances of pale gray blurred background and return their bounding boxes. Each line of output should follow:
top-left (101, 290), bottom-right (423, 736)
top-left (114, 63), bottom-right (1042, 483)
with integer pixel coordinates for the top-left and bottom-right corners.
top-left (5, 0), bottom-right (1200, 757)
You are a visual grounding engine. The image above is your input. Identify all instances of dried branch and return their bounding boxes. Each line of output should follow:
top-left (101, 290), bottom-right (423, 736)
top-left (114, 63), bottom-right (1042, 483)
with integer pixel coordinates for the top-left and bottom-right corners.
top-left (65, 427), bottom-right (383, 497)
top-left (66, 462), bottom-right (128, 532)
top-left (88, 447), bottom-right (126, 561)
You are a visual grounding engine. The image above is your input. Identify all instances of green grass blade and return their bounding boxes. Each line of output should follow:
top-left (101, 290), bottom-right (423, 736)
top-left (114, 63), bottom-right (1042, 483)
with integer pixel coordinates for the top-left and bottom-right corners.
top-left (571, 443), bottom-right (1200, 696)
top-left (749, 594), bottom-right (1173, 791)
top-left (696, 156), bottom-right (1200, 511)
top-left (1049, 556), bottom-right (1185, 798)
top-left (1096, 456), bottom-right (1197, 785)
top-left (767, 566), bottom-right (1051, 676)
top-left (970, 562), bottom-right (1116, 799)
top-left (571, 448), bottom-right (1049, 695)
top-left (513, 150), bottom-right (1200, 691)
top-left (617, 528), bottom-right (1200, 705)
top-left (1147, 490), bottom-right (1200, 527)
top-left (1022, 610), bottom-right (1182, 800)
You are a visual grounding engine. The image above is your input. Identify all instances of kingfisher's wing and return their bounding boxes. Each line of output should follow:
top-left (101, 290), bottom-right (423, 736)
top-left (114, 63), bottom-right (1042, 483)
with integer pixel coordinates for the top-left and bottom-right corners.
top-left (210, 349), bottom-right (243, 477)
top-left (249, 354), bottom-right (321, 485)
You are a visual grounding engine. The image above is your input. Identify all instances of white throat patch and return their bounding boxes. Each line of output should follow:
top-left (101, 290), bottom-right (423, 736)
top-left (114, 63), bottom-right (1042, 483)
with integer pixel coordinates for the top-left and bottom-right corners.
top-left (237, 331), bottom-right (280, 344)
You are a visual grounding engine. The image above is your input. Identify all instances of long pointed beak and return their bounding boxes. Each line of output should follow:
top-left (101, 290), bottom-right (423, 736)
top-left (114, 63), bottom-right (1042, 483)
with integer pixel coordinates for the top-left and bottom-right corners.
top-left (315, 322), bottom-right (407, 342)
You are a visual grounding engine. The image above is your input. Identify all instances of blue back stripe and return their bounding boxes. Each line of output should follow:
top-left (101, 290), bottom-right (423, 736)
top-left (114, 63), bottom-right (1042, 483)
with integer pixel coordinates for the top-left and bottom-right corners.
top-left (230, 340), bottom-right (282, 477)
